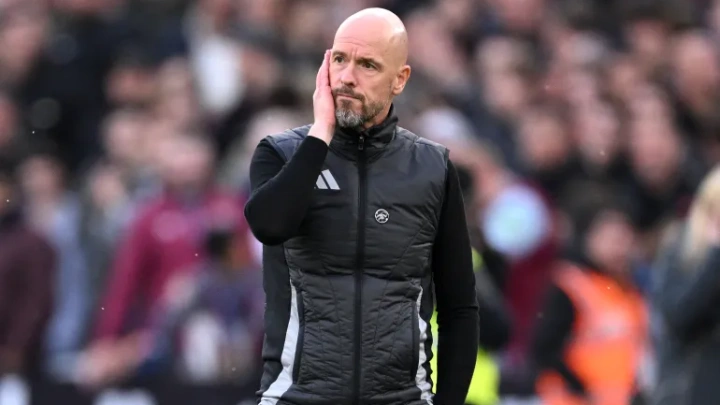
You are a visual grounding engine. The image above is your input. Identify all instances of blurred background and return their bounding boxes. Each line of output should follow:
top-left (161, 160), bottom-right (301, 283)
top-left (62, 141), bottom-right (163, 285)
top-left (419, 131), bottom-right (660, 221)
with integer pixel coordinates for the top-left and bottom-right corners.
top-left (0, 0), bottom-right (716, 403)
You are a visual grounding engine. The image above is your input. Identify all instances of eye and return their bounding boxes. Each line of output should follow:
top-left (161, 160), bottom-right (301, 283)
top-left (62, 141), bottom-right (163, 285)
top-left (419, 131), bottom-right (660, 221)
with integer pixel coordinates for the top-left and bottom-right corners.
top-left (362, 61), bottom-right (376, 70)
top-left (333, 55), bottom-right (344, 63)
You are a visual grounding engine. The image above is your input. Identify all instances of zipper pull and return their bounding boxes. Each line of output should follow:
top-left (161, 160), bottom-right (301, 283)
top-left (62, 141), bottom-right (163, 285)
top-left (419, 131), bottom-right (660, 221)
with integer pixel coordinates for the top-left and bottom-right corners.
top-left (358, 134), bottom-right (365, 150)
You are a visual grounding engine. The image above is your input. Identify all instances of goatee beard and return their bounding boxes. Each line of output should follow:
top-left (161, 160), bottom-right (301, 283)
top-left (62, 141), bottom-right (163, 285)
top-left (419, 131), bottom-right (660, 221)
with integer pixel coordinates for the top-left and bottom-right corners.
top-left (334, 99), bottom-right (388, 130)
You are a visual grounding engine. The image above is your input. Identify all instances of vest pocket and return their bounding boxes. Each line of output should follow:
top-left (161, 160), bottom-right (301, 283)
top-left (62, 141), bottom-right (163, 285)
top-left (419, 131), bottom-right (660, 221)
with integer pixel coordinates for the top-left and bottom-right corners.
top-left (292, 288), bottom-right (306, 383)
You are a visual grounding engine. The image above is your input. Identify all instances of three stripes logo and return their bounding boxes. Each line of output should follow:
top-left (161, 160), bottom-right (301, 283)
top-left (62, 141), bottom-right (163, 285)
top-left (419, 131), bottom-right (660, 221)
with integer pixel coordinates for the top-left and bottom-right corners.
top-left (315, 169), bottom-right (340, 190)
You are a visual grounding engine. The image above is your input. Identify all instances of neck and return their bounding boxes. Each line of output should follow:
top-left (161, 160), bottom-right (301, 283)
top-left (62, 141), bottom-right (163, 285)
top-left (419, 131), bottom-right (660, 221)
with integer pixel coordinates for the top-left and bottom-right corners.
top-left (364, 104), bottom-right (393, 129)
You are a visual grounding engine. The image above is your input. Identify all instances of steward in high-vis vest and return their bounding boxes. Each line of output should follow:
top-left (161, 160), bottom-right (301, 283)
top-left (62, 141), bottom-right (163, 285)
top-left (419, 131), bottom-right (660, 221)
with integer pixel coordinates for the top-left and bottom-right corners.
top-left (430, 250), bottom-right (512, 405)
top-left (530, 197), bottom-right (648, 405)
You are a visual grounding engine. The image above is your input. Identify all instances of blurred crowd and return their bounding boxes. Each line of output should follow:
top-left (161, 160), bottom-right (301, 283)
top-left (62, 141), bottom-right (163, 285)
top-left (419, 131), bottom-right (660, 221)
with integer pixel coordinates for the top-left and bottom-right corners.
top-left (1, 0), bottom-right (720, 403)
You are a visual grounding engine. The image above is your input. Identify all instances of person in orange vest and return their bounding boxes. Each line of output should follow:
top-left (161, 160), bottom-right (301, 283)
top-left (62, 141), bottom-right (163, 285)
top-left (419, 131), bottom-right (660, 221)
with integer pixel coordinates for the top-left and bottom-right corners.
top-left (529, 195), bottom-right (648, 405)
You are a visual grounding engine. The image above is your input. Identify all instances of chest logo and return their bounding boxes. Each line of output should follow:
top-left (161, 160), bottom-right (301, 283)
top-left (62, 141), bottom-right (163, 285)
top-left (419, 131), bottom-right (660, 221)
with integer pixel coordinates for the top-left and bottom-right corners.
top-left (314, 169), bottom-right (340, 190)
top-left (375, 209), bottom-right (389, 224)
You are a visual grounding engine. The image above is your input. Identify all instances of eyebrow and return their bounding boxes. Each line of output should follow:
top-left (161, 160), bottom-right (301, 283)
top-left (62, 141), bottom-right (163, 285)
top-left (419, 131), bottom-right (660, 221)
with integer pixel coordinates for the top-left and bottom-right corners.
top-left (333, 50), bottom-right (384, 69)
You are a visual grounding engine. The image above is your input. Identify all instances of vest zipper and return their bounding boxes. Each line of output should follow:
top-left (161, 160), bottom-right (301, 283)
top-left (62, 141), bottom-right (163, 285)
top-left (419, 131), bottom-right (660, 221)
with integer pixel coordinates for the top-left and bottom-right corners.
top-left (353, 133), bottom-right (366, 405)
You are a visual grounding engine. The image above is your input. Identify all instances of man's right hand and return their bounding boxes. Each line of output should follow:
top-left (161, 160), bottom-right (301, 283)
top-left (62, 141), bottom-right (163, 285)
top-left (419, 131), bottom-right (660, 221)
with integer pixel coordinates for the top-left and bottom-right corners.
top-left (309, 50), bottom-right (335, 145)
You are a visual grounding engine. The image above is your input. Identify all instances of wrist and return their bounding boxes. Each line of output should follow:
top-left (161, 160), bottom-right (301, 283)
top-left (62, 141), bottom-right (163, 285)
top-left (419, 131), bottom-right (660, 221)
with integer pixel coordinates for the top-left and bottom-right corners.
top-left (308, 123), bottom-right (334, 145)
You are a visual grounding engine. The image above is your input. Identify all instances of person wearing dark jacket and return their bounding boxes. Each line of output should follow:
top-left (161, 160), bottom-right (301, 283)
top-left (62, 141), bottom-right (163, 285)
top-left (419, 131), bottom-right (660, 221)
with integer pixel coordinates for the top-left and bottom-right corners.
top-left (0, 160), bottom-right (56, 378)
top-left (529, 195), bottom-right (647, 405)
top-left (651, 166), bottom-right (720, 405)
top-left (244, 7), bottom-right (479, 405)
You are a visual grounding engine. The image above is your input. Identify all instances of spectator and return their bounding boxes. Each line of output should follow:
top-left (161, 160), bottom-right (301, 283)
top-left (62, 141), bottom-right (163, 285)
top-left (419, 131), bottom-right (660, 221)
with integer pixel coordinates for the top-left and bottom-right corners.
top-left (531, 191), bottom-right (647, 405)
top-left (139, 225), bottom-right (264, 384)
top-left (651, 165), bottom-right (720, 405)
top-left (2, 0), bottom-right (720, 403)
top-left (0, 158), bottom-right (55, 378)
top-left (78, 132), bottom-right (250, 389)
top-left (17, 147), bottom-right (90, 380)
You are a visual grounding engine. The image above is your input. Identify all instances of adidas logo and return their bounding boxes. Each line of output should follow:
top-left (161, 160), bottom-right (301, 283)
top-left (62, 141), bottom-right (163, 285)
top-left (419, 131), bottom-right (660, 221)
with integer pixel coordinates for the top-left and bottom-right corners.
top-left (315, 169), bottom-right (340, 190)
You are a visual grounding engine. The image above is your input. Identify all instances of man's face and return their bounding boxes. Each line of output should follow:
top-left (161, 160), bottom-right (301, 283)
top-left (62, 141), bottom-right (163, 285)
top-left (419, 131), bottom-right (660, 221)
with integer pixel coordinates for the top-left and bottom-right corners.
top-left (329, 34), bottom-right (399, 129)
top-left (586, 211), bottom-right (636, 278)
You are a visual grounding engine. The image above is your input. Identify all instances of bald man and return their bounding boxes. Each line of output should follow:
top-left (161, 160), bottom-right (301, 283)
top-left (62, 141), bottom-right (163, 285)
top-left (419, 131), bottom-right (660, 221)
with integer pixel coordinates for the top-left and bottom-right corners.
top-left (245, 8), bottom-right (479, 405)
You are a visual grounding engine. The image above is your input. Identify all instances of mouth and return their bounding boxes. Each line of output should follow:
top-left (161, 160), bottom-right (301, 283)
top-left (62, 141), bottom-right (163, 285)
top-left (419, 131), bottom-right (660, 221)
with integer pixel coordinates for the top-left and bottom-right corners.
top-left (336, 94), bottom-right (360, 100)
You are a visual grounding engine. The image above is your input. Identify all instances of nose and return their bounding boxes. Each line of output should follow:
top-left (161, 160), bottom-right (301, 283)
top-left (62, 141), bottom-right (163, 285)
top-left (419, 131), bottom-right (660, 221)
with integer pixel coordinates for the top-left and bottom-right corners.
top-left (338, 65), bottom-right (357, 87)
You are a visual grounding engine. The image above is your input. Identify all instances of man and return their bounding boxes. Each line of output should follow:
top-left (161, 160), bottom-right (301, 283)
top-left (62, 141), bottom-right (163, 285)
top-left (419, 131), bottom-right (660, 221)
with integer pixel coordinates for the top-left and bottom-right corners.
top-left (244, 8), bottom-right (479, 405)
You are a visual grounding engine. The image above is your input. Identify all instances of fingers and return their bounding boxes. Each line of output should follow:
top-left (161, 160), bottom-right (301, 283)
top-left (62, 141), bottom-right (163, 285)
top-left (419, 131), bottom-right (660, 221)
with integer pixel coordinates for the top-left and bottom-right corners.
top-left (320, 50), bottom-right (331, 89)
top-left (316, 50), bottom-right (331, 90)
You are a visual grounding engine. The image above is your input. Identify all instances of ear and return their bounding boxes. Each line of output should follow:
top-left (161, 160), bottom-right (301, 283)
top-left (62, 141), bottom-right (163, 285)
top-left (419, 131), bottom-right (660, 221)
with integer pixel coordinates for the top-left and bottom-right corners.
top-left (392, 64), bottom-right (412, 96)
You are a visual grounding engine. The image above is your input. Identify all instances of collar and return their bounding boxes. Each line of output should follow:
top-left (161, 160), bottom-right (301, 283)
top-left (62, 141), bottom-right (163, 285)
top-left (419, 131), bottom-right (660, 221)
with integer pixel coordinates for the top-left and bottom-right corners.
top-left (330, 104), bottom-right (398, 160)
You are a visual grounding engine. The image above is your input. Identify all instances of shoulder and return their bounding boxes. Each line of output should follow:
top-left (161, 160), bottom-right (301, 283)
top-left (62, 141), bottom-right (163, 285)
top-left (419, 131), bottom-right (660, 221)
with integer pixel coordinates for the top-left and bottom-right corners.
top-left (395, 127), bottom-right (450, 174)
top-left (263, 125), bottom-right (312, 160)
top-left (396, 127), bottom-right (448, 156)
top-left (13, 224), bottom-right (56, 259)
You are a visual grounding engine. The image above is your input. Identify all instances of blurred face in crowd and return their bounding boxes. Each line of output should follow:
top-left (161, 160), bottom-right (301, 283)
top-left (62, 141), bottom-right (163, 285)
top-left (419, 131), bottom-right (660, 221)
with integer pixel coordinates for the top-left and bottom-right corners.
top-left (158, 135), bottom-right (214, 192)
top-left (106, 61), bottom-right (156, 108)
top-left (517, 107), bottom-right (571, 172)
top-left (573, 100), bottom-right (621, 168)
top-left (88, 163), bottom-right (127, 211)
top-left (586, 210), bottom-right (636, 278)
top-left (102, 110), bottom-right (146, 168)
top-left (490, 0), bottom-right (544, 33)
top-left (240, 44), bottom-right (282, 95)
top-left (628, 118), bottom-right (682, 190)
top-left (564, 69), bottom-right (600, 107)
top-left (629, 82), bottom-right (673, 123)
top-left (330, 9), bottom-right (411, 129)
top-left (238, 0), bottom-right (282, 28)
top-left (18, 155), bottom-right (64, 199)
top-left (476, 37), bottom-right (531, 117)
top-left (436, 0), bottom-right (476, 33)
top-left (155, 59), bottom-right (201, 131)
top-left (476, 36), bottom-right (528, 76)
top-left (625, 18), bottom-right (669, 71)
top-left (671, 33), bottom-right (720, 96)
top-left (405, 9), bottom-right (467, 90)
top-left (0, 3), bottom-right (48, 79)
top-left (607, 55), bottom-right (642, 104)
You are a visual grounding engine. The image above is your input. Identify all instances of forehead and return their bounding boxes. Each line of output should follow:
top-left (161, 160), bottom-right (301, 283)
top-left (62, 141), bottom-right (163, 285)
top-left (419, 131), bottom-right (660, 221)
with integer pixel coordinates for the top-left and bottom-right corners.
top-left (332, 25), bottom-right (393, 60)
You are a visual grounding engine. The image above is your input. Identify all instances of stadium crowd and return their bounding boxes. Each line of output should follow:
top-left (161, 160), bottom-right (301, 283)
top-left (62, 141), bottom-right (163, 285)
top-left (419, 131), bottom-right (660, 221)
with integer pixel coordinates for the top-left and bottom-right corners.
top-left (0, 0), bottom-right (719, 403)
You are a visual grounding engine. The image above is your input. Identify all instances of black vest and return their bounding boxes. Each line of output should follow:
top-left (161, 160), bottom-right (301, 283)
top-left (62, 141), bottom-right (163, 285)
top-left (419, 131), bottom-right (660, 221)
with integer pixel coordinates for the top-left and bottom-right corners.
top-left (258, 110), bottom-right (449, 405)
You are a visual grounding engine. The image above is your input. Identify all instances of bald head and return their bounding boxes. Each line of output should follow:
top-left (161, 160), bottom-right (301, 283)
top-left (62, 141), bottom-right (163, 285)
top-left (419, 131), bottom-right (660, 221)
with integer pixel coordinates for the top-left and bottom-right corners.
top-left (329, 8), bottom-right (411, 129)
top-left (334, 7), bottom-right (408, 67)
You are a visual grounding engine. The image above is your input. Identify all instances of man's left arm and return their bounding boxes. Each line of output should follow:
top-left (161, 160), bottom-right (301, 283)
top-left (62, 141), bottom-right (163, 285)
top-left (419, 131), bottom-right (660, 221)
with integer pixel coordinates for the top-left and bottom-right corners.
top-left (432, 160), bottom-right (479, 405)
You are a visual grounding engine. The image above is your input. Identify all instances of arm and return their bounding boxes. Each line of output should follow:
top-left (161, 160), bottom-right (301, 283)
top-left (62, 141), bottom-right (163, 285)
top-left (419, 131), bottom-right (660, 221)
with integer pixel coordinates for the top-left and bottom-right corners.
top-left (244, 136), bottom-right (329, 245)
top-left (95, 215), bottom-right (152, 339)
top-left (475, 269), bottom-right (512, 351)
top-left (432, 161), bottom-right (480, 405)
top-left (529, 284), bottom-right (587, 395)
top-left (654, 242), bottom-right (720, 340)
top-left (4, 238), bottom-right (55, 367)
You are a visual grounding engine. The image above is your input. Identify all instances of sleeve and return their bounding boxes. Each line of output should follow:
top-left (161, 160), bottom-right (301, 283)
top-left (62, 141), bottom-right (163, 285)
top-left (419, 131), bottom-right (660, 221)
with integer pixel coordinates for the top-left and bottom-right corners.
top-left (6, 238), bottom-right (56, 353)
top-left (432, 160), bottom-right (480, 405)
top-left (94, 215), bottom-right (153, 339)
top-left (653, 242), bottom-right (720, 340)
top-left (243, 136), bottom-right (329, 245)
top-left (475, 269), bottom-right (512, 352)
top-left (529, 283), bottom-right (587, 395)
